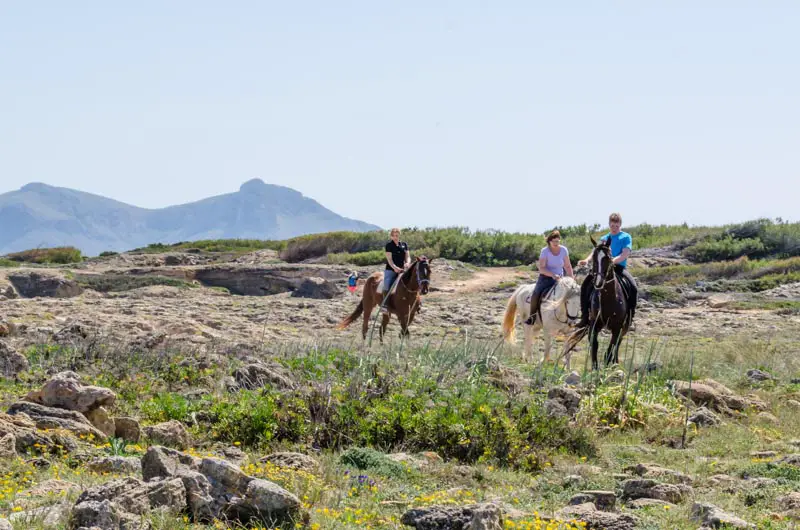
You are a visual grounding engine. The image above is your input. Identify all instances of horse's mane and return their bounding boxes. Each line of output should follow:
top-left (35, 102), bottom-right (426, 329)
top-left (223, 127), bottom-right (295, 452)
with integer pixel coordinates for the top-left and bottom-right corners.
top-left (400, 259), bottom-right (420, 282)
top-left (547, 276), bottom-right (580, 305)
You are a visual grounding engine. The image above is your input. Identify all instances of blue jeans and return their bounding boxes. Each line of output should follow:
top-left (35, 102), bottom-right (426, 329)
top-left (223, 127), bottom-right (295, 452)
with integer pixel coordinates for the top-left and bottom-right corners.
top-left (383, 270), bottom-right (398, 297)
top-left (533, 275), bottom-right (557, 295)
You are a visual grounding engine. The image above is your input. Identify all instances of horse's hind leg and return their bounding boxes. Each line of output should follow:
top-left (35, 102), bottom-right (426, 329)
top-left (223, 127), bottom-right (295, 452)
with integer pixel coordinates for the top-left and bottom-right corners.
top-left (542, 330), bottom-right (552, 363)
top-left (360, 296), bottom-right (374, 340)
top-left (523, 322), bottom-right (534, 361)
top-left (561, 326), bottom-right (588, 369)
top-left (379, 313), bottom-right (390, 343)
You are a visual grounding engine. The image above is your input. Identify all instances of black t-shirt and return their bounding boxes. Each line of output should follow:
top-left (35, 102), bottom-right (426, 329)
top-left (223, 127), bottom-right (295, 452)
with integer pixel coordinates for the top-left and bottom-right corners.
top-left (385, 240), bottom-right (409, 270)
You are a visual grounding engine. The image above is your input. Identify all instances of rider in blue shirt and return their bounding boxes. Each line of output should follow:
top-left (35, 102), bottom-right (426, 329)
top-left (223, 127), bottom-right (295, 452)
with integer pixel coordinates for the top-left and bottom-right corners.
top-left (576, 212), bottom-right (638, 329)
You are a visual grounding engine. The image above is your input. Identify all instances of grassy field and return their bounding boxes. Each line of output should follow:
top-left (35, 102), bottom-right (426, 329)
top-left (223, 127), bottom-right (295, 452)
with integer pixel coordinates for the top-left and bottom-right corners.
top-left (3, 327), bottom-right (800, 529)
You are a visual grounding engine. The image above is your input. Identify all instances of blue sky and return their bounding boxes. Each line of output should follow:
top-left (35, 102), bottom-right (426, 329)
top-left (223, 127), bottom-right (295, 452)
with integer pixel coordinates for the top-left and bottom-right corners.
top-left (1, 2), bottom-right (798, 233)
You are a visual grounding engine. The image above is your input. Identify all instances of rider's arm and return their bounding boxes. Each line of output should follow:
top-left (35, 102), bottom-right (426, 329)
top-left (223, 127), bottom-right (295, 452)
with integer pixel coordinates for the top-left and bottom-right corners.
top-left (538, 255), bottom-right (556, 278)
top-left (612, 247), bottom-right (631, 265)
top-left (386, 251), bottom-right (401, 273)
top-left (404, 248), bottom-right (411, 269)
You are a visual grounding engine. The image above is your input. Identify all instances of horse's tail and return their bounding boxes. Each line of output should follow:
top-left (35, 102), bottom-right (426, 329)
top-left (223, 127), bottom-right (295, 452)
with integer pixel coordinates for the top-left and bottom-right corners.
top-left (337, 300), bottom-right (364, 330)
top-left (502, 288), bottom-right (520, 343)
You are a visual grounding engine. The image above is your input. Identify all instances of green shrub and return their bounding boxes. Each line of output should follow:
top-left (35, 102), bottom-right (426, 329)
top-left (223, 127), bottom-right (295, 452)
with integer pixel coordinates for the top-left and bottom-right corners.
top-left (741, 462), bottom-right (800, 481)
top-left (684, 237), bottom-right (765, 262)
top-left (141, 393), bottom-right (191, 423)
top-left (681, 218), bottom-right (800, 262)
top-left (133, 239), bottom-right (285, 254)
top-left (643, 286), bottom-right (683, 304)
top-left (633, 256), bottom-right (800, 292)
top-left (206, 390), bottom-right (309, 447)
top-left (326, 250), bottom-right (386, 266)
top-left (339, 447), bottom-right (407, 478)
top-left (98, 251), bottom-right (119, 257)
top-left (7, 246), bottom-right (83, 264)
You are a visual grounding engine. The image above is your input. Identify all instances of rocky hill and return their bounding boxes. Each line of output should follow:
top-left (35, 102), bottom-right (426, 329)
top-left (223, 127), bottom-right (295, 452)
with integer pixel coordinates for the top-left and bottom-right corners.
top-left (0, 179), bottom-right (380, 256)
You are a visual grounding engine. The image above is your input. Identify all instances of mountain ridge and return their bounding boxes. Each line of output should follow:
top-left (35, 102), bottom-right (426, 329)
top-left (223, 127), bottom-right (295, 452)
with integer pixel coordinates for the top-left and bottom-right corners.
top-left (0, 179), bottom-right (380, 256)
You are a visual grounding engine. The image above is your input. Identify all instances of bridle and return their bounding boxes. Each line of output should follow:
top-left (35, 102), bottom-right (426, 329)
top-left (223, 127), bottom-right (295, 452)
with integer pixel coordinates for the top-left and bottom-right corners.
top-left (592, 246), bottom-right (615, 290)
top-left (398, 259), bottom-right (430, 294)
top-left (551, 283), bottom-right (580, 324)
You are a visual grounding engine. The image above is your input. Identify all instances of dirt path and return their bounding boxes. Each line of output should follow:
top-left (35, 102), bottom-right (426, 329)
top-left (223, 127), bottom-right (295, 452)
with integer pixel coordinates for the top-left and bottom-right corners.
top-left (437, 266), bottom-right (533, 294)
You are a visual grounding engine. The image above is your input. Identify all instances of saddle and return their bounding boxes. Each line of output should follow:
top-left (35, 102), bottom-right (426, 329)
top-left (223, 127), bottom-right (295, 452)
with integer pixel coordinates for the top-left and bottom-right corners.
top-left (590, 272), bottom-right (634, 316)
top-left (524, 283), bottom-right (557, 306)
top-left (377, 273), bottom-right (403, 296)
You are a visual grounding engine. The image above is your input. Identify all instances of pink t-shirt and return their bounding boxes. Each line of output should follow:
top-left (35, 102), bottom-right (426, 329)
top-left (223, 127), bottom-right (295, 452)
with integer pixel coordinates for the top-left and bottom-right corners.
top-left (540, 245), bottom-right (568, 276)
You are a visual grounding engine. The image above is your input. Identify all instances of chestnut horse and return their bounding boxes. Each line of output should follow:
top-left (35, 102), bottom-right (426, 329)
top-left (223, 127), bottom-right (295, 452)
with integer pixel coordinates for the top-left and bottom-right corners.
top-left (561, 237), bottom-right (632, 370)
top-left (337, 257), bottom-right (431, 342)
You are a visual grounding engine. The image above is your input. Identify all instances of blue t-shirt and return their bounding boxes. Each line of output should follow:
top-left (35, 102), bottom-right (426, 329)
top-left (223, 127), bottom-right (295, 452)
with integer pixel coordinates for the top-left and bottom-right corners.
top-left (600, 231), bottom-right (632, 268)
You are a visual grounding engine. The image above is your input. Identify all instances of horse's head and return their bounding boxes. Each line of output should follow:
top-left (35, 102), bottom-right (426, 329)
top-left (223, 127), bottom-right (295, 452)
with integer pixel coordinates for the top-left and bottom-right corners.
top-left (415, 257), bottom-right (432, 295)
top-left (592, 237), bottom-right (613, 289)
top-left (556, 276), bottom-right (581, 325)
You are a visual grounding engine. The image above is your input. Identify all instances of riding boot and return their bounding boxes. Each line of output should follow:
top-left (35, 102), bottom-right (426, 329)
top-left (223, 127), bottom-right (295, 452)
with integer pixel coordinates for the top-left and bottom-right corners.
top-left (524, 292), bottom-right (542, 326)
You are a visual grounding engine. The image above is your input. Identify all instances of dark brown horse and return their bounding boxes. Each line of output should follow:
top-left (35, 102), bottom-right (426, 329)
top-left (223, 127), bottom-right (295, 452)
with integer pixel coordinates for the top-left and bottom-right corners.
top-left (562, 237), bottom-right (632, 370)
top-left (337, 257), bottom-right (431, 342)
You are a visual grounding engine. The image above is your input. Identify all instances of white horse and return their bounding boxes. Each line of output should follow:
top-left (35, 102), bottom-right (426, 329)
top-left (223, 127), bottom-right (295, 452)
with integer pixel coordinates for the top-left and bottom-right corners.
top-left (501, 277), bottom-right (581, 362)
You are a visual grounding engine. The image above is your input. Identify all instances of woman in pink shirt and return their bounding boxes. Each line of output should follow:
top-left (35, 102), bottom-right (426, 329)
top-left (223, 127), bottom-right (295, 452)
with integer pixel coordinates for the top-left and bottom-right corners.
top-left (525, 230), bottom-right (575, 326)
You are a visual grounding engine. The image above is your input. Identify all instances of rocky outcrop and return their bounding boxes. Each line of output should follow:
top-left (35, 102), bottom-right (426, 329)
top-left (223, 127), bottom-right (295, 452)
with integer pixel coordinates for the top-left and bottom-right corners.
top-left (291, 277), bottom-right (341, 299)
top-left (139, 446), bottom-right (304, 525)
top-left (622, 478), bottom-right (693, 504)
top-left (231, 363), bottom-right (296, 391)
top-left (0, 340), bottom-right (29, 377)
top-left (192, 265), bottom-right (347, 297)
top-left (690, 502), bottom-right (754, 528)
top-left (260, 452), bottom-right (321, 473)
top-left (544, 386), bottom-right (582, 418)
top-left (8, 401), bottom-right (108, 441)
top-left (70, 476), bottom-right (186, 529)
top-left (7, 271), bottom-right (83, 298)
top-left (13, 371), bottom-right (118, 439)
top-left (114, 417), bottom-right (141, 443)
top-left (401, 503), bottom-right (503, 530)
top-left (143, 421), bottom-right (190, 449)
top-left (624, 463), bottom-right (693, 484)
top-left (672, 379), bottom-right (766, 413)
top-left (555, 503), bottom-right (638, 530)
top-left (24, 371), bottom-right (116, 414)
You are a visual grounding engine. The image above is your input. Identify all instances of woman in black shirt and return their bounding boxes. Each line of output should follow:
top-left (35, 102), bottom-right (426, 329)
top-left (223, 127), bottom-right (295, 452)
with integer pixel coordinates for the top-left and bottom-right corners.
top-left (382, 228), bottom-right (410, 313)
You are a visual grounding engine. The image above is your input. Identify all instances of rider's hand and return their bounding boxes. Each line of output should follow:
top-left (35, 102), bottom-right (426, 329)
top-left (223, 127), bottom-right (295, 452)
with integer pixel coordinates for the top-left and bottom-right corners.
top-left (555, 274), bottom-right (562, 281)
top-left (578, 259), bottom-right (588, 267)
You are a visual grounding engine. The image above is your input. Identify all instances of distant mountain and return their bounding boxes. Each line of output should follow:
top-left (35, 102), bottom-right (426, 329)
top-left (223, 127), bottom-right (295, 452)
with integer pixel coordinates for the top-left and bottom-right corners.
top-left (0, 179), bottom-right (380, 256)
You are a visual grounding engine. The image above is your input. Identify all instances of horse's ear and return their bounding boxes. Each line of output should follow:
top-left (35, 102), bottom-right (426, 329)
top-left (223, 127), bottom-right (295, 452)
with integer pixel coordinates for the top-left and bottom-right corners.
top-left (590, 235), bottom-right (597, 247)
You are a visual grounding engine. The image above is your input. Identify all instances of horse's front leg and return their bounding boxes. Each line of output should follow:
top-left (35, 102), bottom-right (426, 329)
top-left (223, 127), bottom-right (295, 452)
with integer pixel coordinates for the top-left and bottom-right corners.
top-left (590, 325), bottom-right (600, 371)
top-left (607, 328), bottom-right (622, 366)
top-left (398, 310), bottom-right (410, 338)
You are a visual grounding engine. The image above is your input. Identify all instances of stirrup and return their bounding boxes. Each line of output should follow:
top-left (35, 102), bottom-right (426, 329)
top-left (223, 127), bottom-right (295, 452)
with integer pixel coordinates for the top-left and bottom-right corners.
top-left (524, 315), bottom-right (536, 326)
